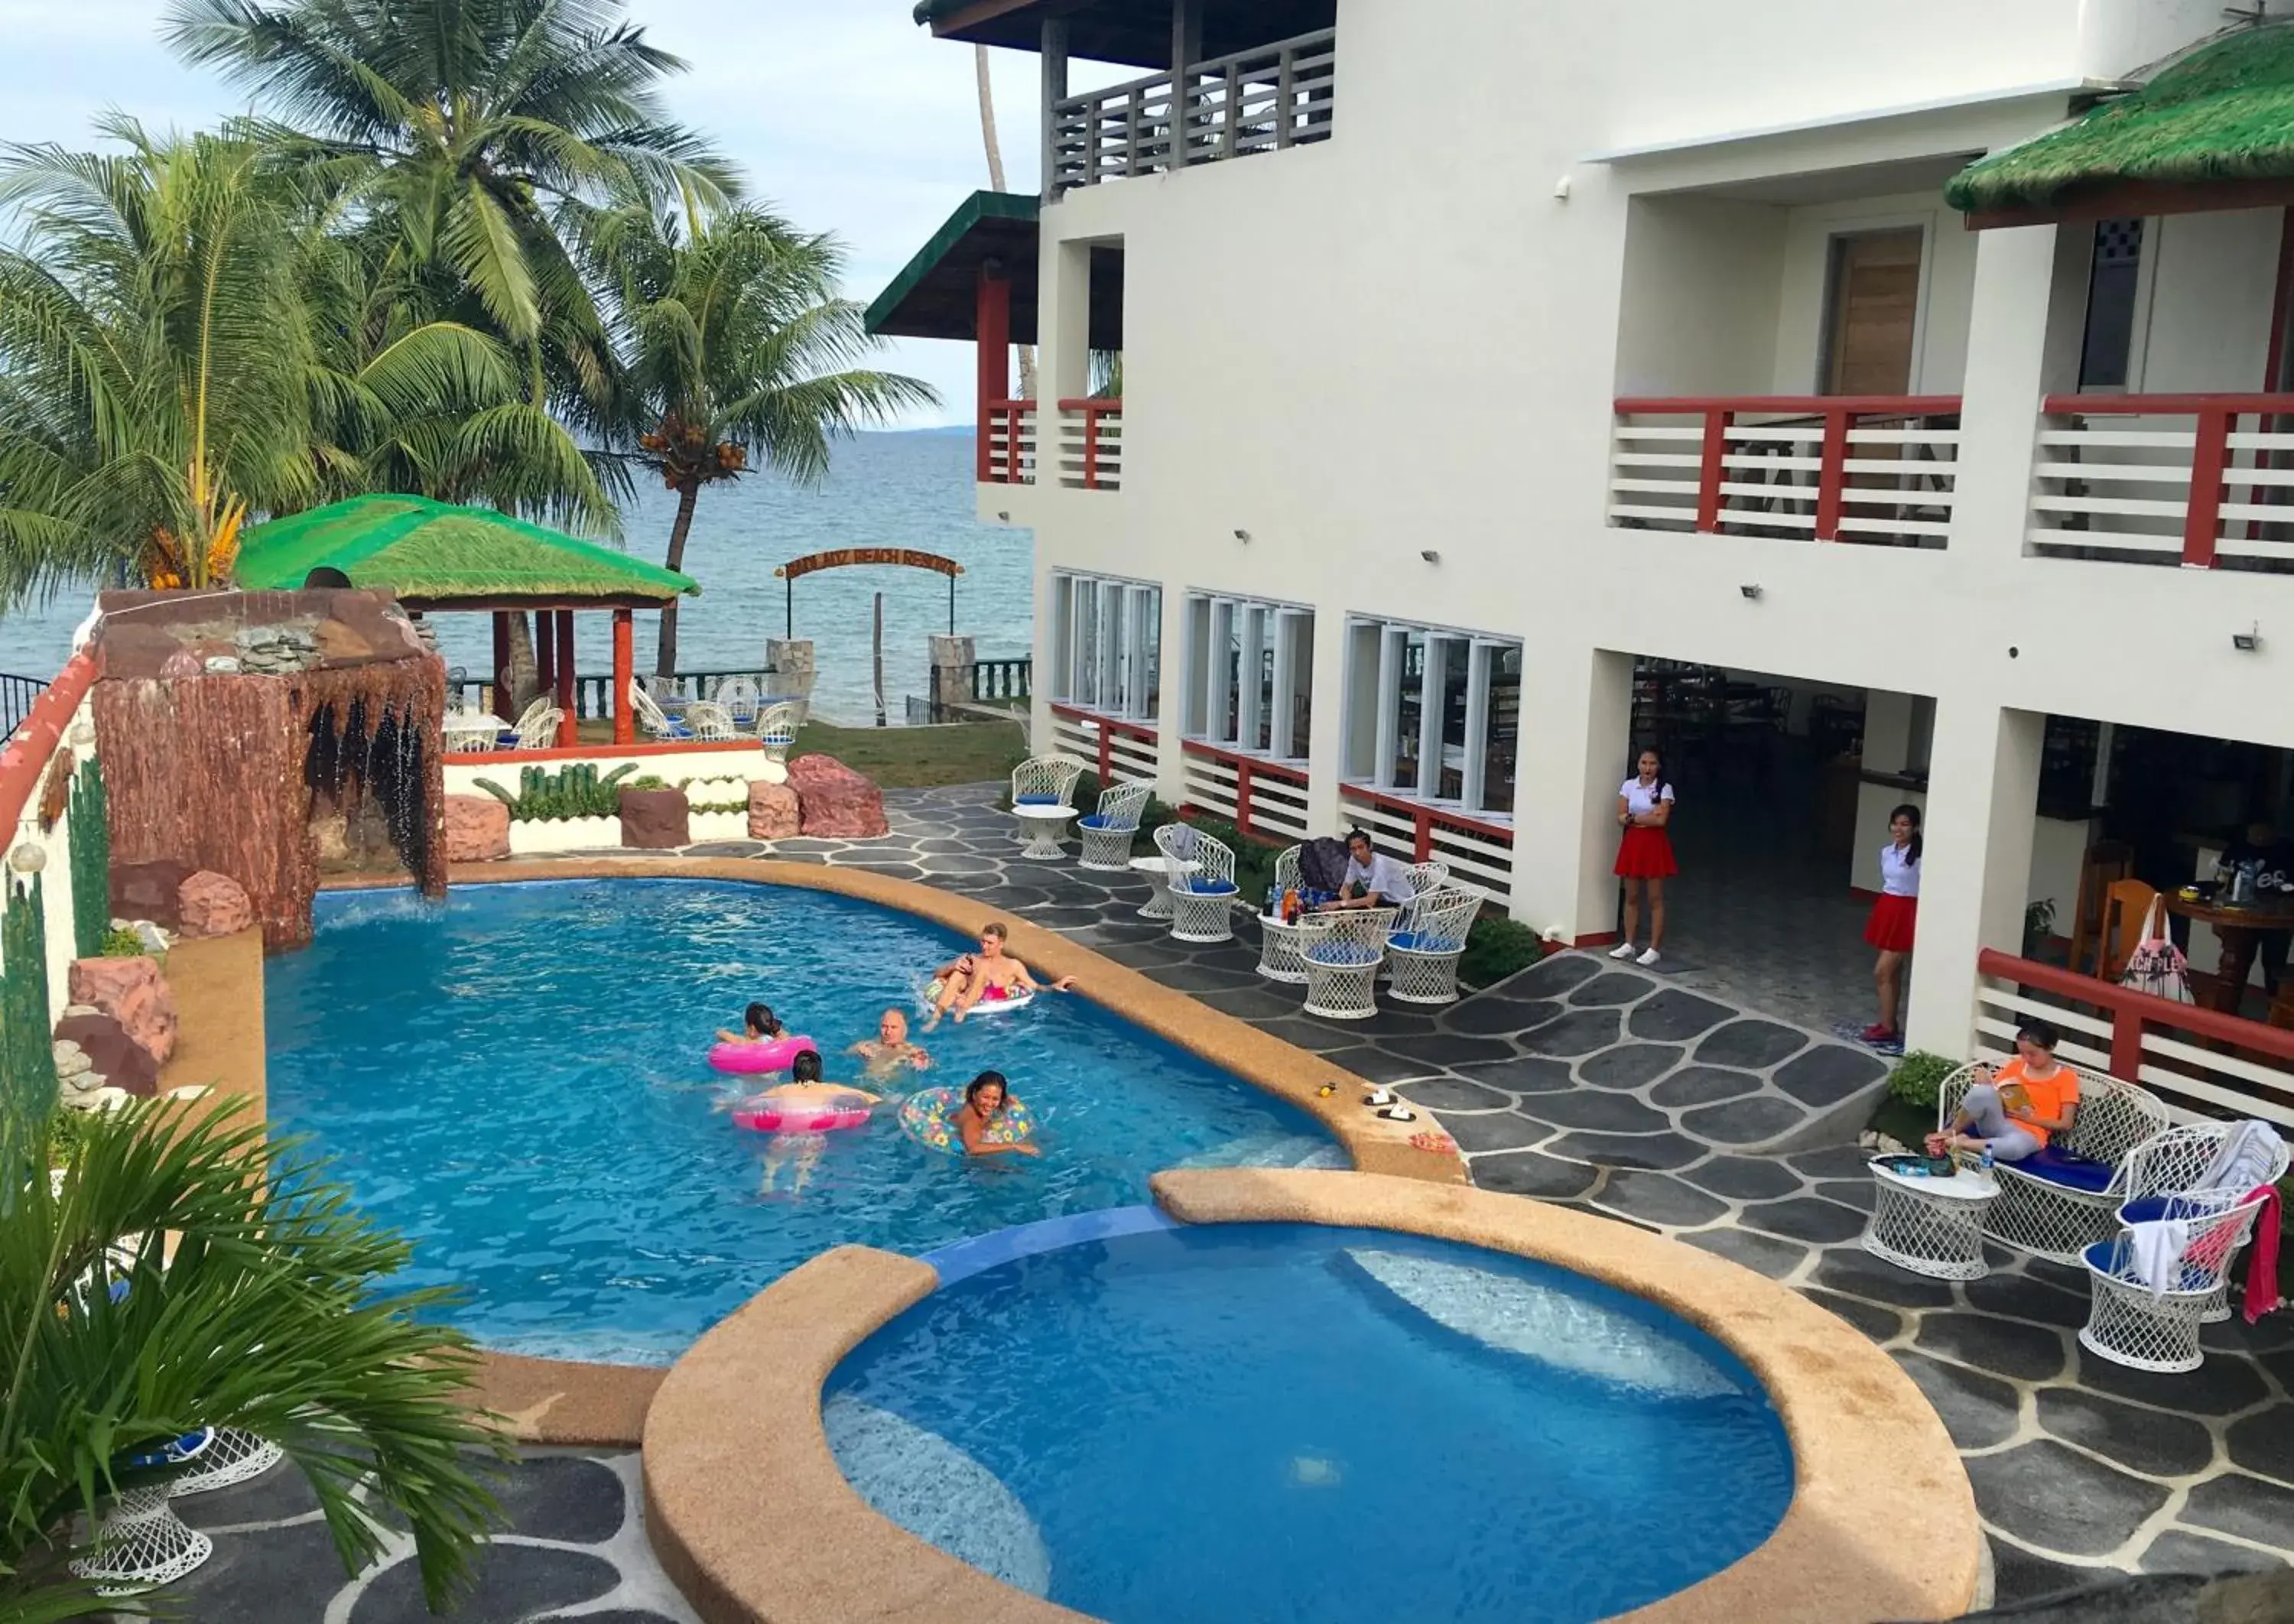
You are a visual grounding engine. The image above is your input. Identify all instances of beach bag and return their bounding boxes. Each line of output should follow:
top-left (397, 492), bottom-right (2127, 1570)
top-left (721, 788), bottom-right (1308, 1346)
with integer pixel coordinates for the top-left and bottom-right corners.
top-left (1298, 836), bottom-right (1350, 894)
top-left (2120, 897), bottom-right (2194, 1005)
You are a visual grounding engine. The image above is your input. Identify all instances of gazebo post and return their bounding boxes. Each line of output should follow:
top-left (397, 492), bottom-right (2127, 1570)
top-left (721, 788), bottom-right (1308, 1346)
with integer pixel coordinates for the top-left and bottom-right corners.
top-left (612, 609), bottom-right (635, 745)
top-left (554, 610), bottom-right (577, 747)
top-left (536, 608), bottom-right (557, 697)
top-left (491, 612), bottom-right (512, 721)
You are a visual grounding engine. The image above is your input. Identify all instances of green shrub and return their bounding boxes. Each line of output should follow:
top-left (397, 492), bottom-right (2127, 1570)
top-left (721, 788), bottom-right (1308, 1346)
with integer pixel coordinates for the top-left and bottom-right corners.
top-left (1458, 915), bottom-right (1546, 989)
top-left (99, 925), bottom-right (149, 959)
top-left (1886, 1050), bottom-right (1958, 1110)
top-left (473, 762), bottom-right (637, 822)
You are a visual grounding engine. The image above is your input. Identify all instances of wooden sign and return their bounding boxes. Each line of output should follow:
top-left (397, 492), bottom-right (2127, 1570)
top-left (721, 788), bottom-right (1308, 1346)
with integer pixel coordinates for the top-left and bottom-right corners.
top-left (774, 548), bottom-right (963, 581)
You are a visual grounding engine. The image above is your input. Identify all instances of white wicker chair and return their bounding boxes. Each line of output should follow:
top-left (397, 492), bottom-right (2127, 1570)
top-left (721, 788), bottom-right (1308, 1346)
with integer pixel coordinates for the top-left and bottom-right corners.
top-left (168, 1427), bottom-right (282, 1497)
top-left (712, 674), bottom-right (763, 723)
top-left (1155, 821), bottom-right (1239, 944)
top-left (2116, 1122), bottom-right (2290, 1322)
top-left (510, 698), bottom-right (563, 750)
top-left (627, 679), bottom-right (688, 741)
top-left (684, 700), bottom-right (738, 742)
top-left (2081, 1197), bottom-right (2264, 1372)
top-left (70, 1431), bottom-right (216, 1594)
top-left (1386, 884), bottom-right (1486, 1005)
top-left (1078, 780), bottom-right (1152, 872)
top-left (1010, 753), bottom-right (1087, 813)
top-left (1301, 907), bottom-right (1401, 1020)
top-left (1402, 859), bottom-right (1451, 900)
top-left (1256, 846), bottom-right (1318, 984)
top-left (1936, 1062), bottom-right (2169, 1264)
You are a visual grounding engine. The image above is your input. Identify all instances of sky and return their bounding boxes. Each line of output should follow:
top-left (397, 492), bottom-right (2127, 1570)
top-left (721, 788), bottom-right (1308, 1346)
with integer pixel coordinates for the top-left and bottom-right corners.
top-left (0, 0), bottom-right (1088, 427)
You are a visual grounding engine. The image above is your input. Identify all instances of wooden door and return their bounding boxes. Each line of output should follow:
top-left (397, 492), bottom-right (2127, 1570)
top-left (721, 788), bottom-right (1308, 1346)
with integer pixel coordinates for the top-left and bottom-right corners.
top-left (1823, 228), bottom-right (1923, 395)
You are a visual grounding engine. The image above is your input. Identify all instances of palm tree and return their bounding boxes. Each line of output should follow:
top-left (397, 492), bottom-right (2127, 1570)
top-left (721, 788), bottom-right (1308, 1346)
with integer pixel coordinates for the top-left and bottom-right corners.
top-left (4, 1100), bottom-right (504, 1619)
top-left (164, 0), bottom-right (734, 405)
top-left (0, 121), bottom-right (610, 603)
top-left (598, 203), bottom-right (937, 674)
top-left (973, 44), bottom-right (1037, 400)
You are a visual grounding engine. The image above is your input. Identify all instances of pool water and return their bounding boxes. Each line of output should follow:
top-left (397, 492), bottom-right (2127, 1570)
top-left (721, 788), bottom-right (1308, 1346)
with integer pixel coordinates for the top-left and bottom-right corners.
top-left (827, 1223), bottom-right (1795, 1624)
top-left (265, 880), bottom-right (1336, 1363)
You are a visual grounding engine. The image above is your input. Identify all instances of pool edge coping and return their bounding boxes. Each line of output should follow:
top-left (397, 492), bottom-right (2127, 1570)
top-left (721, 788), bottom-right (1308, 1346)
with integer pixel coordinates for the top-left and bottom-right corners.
top-left (641, 1171), bottom-right (1980, 1624)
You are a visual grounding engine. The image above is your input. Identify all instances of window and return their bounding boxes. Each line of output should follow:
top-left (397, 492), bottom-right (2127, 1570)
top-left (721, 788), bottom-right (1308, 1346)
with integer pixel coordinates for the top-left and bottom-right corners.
top-left (1048, 571), bottom-right (1159, 721)
top-left (2078, 219), bottom-right (2144, 390)
top-left (1343, 617), bottom-right (1521, 817)
top-left (1181, 592), bottom-right (1311, 758)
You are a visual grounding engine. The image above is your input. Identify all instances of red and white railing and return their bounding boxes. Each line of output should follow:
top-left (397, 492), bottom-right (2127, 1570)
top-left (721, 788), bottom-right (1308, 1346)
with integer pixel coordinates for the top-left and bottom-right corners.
top-left (1976, 949), bottom-right (2294, 1129)
top-left (1610, 395), bottom-right (1961, 547)
top-left (2031, 394), bottom-right (2294, 569)
top-left (980, 399), bottom-right (1037, 486)
top-left (1338, 784), bottom-right (1516, 906)
top-left (1182, 739), bottom-right (1310, 843)
top-left (1051, 703), bottom-right (1157, 786)
top-left (1057, 399), bottom-right (1123, 491)
top-left (0, 651), bottom-right (102, 1021)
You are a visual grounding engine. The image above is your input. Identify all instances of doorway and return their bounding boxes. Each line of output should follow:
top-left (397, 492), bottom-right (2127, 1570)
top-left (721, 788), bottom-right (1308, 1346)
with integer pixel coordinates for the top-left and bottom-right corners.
top-left (1821, 227), bottom-right (1924, 395)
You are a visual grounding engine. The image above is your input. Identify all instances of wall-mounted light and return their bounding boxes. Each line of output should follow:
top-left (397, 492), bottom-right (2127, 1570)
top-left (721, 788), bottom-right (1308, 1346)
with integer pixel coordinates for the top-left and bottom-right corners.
top-left (996, 510), bottom-right (1011, 522)
top-left (1233, 528), bottom-right (1251, 542)
top-left (1419, 549), bottom-right (1441, 564)
top-left (2234, 624), bottom-right (2263, 653)
top-left (1739, 583), bottom-right (1763, 600)
top-left (8, 843), bottom-right (45, 875)
top-left (1552, 176), bottom-right (1571, 202)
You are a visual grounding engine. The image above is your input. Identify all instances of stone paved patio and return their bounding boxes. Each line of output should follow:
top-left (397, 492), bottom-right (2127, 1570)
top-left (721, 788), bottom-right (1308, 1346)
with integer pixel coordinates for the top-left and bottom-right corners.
top-left (174, 781), bottom-right (2292, 1617)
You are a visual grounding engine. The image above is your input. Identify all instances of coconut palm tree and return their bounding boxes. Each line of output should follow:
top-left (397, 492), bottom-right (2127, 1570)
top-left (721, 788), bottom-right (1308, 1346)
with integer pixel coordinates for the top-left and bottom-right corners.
top-left (973, 44), bottom-right (1037, 400)
top-left (596, 202), bottom-right (937, 674)
top-left (0, 121), bottom-right (610, 605)
top-left (2, 1099), bottom-right (504, 1619)
top-left (163, 0), bottom-right (734, 405)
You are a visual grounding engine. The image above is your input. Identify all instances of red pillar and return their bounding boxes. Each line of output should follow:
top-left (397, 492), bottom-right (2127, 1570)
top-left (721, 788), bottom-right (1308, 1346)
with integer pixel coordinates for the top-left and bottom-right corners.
top-left (554, 610), bottom-right (577, 747)
top-left (491, 611), bottom-right (512, 721)
top-left (976, 262), bottom-right (1012, 482)
top-left (612, 609), bottom-right (635, 745)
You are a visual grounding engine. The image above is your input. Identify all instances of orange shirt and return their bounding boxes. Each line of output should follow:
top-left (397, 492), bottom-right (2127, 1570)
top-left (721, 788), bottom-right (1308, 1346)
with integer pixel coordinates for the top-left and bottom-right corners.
top-left (1994, 1058), bottom-right (2078, 1147)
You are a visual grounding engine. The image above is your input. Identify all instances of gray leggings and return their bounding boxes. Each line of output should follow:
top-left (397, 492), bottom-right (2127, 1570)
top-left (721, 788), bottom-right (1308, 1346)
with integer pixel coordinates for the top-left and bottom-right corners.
top-left (1953, 1083), bottom-right (2042, 1162)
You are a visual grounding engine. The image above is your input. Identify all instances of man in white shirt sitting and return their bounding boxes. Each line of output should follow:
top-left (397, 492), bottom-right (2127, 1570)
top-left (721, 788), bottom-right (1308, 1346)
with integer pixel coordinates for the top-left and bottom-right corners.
top-left (1323, 828), bottom-right (1418, 911)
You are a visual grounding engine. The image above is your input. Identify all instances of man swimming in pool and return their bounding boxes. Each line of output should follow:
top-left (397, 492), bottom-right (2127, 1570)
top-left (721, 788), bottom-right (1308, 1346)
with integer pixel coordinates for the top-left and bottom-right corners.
top-left (850, 1008), bottom-right (931, 1077)
top-left (925, 922), bottom-right (1076, 1028)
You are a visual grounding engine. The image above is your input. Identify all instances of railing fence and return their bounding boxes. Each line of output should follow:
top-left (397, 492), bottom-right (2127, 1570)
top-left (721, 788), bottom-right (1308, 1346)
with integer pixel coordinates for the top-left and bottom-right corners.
top-left (1050, 29), bottom-right (1337, 191)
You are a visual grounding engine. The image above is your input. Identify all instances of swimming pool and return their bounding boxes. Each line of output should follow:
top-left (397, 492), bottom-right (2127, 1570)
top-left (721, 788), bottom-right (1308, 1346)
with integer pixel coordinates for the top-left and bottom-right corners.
top-left (265, 879), bottom-right (1336, 1363)
top-left (824, 1220), bottom-right (1794, 1624)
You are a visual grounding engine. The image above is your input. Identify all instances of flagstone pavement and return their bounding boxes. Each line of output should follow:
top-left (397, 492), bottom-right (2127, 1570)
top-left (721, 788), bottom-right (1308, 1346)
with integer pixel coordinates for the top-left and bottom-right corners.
top-left (170, 784), bottom-right (2292, 1619)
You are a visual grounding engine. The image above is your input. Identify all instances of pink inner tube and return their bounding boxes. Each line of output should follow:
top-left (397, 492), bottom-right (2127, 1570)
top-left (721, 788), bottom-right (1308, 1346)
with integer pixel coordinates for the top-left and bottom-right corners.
top-left (731, 1101), bottom-right (871, 1134)
top-left (708, 1036), bottom-right (817, 1075)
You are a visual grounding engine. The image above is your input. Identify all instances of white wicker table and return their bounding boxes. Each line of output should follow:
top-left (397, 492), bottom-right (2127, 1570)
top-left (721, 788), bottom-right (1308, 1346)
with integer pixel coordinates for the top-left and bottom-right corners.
top-left (1256, 911), bottom-right (1318, 984)
top-left (1012, 803), bottom-right (1077, 861)
top-left (1861, 1159), bottom-right (2000, 1281)
top-left (1129, 856), bottom-right (1191, 920)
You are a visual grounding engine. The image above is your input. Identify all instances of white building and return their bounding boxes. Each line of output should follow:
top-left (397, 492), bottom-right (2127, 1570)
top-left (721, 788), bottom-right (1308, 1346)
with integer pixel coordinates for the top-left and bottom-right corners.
top-left (873, 0), bottom-right (2294, 1125)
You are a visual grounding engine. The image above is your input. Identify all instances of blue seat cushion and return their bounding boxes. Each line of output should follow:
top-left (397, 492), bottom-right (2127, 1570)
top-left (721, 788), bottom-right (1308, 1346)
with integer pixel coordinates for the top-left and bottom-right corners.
top-left (1015, 793), bottom-right (1061, 806)
top-left (1181, 877), bottom-right (1239, 896)
top-left (1389, 931), bottom-right (1464, 953)
top-left (1306, 942), bottom-right (1382, 967)
top-left (2019, 1145), bottom-right (2115, 1194)
top-left (1079, 813), bottom-right (1130, 830)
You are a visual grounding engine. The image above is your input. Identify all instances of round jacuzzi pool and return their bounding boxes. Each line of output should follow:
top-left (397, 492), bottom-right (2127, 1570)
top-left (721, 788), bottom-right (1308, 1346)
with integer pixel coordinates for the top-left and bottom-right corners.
top-left (821, 1216), bottom-right (1794, 1624)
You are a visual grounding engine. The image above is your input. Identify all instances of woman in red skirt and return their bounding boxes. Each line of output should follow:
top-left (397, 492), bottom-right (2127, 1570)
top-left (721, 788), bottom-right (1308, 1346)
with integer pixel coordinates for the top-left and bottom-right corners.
top-left (1862, 804), bottom-right (1922, 1051)
top-left (1611, 749), bottom-right (1677, 967)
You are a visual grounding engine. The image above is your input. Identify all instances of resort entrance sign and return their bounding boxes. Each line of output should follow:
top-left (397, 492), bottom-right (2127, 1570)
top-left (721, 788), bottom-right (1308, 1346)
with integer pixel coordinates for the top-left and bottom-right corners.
top-left (772, 548), bottom-right (967, 636)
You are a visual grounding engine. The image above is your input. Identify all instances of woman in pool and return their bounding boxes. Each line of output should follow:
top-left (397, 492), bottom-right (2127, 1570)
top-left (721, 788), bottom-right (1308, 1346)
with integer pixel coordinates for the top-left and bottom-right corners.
top-left (850, 1009), bottom-right (931, 1077)
top-left (752, 1051), bottom-right (882, 1195)
top-left (715, 1002), bottom-right (786, 1046)
top-left (955, 1070), bottom-right (1039, 1158)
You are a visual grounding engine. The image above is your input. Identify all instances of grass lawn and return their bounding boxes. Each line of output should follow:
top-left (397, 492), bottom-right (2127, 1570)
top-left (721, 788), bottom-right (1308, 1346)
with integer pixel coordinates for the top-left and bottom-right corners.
top-left (572, 713), bottom-right (1028, 789)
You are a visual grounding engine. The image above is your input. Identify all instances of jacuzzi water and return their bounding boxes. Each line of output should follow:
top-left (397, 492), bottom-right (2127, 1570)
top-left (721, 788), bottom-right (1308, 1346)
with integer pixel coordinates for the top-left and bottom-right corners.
top-left (827, 1222), bottom-right (1795, 1624)
top-left (265, 879), bottom-right (1337, 1363)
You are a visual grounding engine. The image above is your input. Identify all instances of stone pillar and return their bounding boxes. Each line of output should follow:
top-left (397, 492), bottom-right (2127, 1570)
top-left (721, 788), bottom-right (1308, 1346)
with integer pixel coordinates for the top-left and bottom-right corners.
top-left (765, 639), bottom-right (815, 718)
top-left (929, 635), bottom-right (975, 723)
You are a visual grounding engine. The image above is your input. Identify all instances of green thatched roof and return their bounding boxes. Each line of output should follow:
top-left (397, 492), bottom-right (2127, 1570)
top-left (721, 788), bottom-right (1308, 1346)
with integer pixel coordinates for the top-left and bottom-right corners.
top-left (235, 495), bottom-right (697, 606)
top-left (1948, 25), bottom-right (2294, 217)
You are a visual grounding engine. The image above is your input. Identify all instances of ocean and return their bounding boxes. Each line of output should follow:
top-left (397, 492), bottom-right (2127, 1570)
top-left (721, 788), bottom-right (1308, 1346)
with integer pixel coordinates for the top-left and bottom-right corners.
top-left (0, 429), bottom-right (1033, 725)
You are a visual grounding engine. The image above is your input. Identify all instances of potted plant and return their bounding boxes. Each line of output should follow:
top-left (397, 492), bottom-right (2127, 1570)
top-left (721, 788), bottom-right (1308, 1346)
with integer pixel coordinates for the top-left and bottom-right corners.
top-left (473, 764), bottom-right (635, 855)
top-left (677, 775), bottom-right (752, 842)
top-left (619, 774), bottom-right (691, 849)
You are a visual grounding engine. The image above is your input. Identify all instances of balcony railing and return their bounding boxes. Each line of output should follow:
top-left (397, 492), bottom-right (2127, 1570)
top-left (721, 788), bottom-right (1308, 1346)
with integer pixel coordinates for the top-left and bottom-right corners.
top-left (1611, 395), bottom-right (1963, 548)
top-left (2031, 393), bottom-right (2294, 571)
top-left (980, 398), bottom-right (1037, 486)
top-left (1058, 398), bottom-right (1123, 490)
top-left (1049, 28), bottom-right (1337, 191)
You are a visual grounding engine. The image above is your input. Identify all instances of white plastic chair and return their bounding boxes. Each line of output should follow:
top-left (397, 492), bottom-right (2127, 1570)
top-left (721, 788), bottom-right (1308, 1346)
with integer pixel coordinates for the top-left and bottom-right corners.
top-left (1256, 846), bottom-right (1315, 984)
top-left (2081, 1197), bottom-right (2263, 1373)
top-left (627, 679), bottom-right (690, 742)
top-left (1935, 1062), bottom-right (2170, 1264)
top-left (2115, 1122), bottom-right (2290, 1321)
top-left (1078, 780), bottom-right (1152, 872)
top-left (1155, 821), bottom-right (1239, 944)
top-left (1386, 884), bottom-right (1486, 1005)
top-left (685, 700), bottom-right (738, 742)
top-left (1301, 907), bottom-right (1401, 1020)
top-left (510, 699), bottom-right (563, 750)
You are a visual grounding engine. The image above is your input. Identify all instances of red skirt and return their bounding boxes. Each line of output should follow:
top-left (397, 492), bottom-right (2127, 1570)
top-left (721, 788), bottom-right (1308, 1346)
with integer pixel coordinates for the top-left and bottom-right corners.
top-left (1613, 826), bottom-right (1678, 879)
top-left (1864, 893), bottom-right (1919, 953)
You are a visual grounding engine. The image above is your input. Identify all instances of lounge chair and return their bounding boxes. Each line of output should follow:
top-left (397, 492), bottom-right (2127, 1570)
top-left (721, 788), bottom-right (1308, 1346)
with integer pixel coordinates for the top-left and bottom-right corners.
top-left (1935, 1062), bottom-right (2169, 1264)
top-left (627, 679), bottom-right (690, 742)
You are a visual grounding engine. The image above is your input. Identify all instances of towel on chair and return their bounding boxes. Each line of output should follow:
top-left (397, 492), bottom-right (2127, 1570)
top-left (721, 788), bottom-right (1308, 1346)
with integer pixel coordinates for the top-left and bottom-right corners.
top-left (2127, 1216), bottom-right (2196, 1299)
top-left (2198, 1120), bottom-right (2286, 1197)
top-left (2244, 1185), bottom-right (2283, 1324)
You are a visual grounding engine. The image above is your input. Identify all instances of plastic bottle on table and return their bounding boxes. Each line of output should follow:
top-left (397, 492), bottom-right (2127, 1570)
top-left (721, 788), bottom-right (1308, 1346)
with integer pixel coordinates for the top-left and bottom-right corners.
top-left (1283, 888), bottom-right (1300, 924)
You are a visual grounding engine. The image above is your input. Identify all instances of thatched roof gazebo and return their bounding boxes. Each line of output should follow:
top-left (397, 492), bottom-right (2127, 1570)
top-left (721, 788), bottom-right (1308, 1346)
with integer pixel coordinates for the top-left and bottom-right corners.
top-left (234, 495), bottom-right (699, 745)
